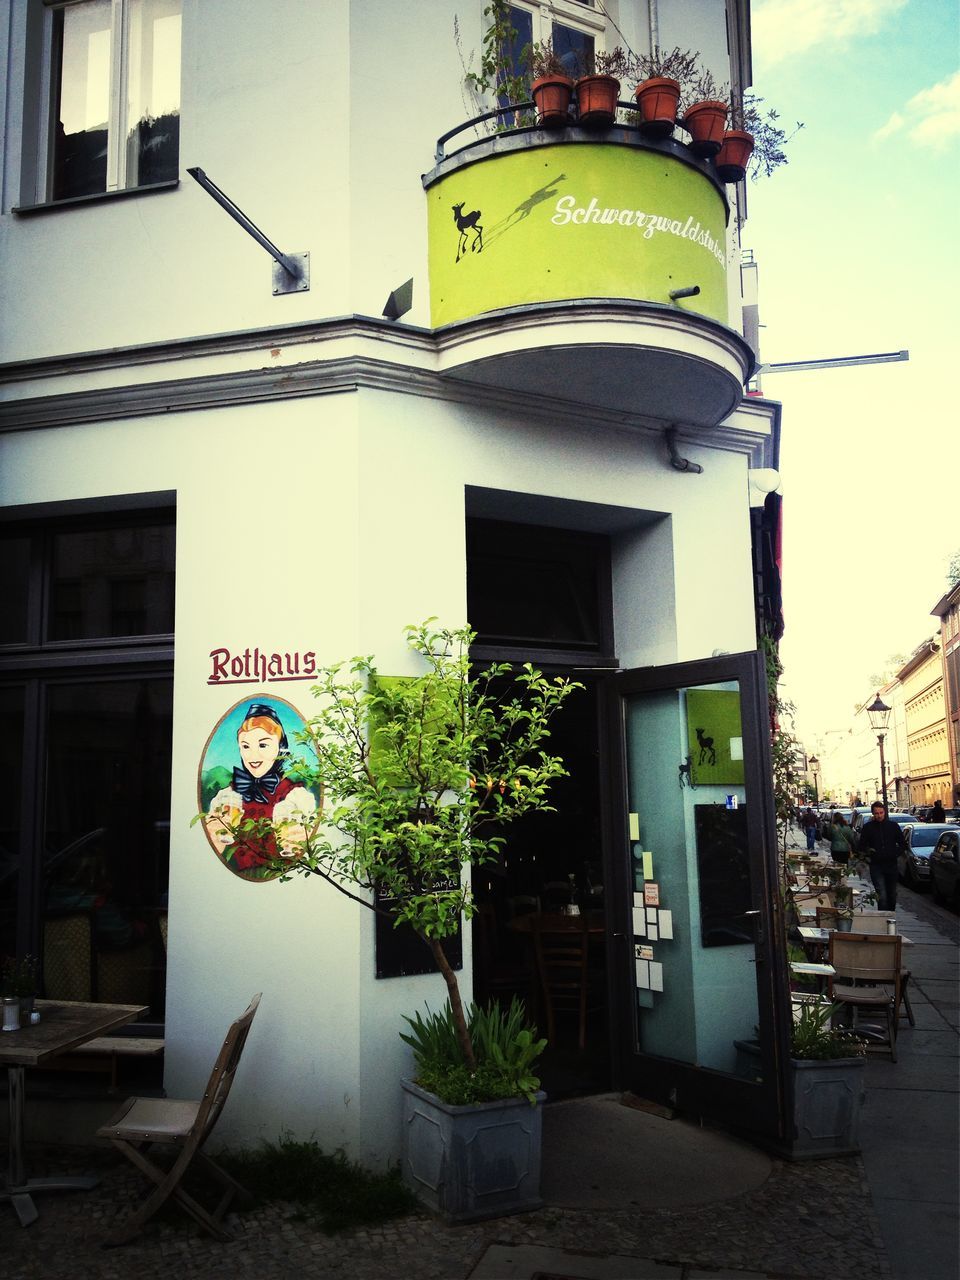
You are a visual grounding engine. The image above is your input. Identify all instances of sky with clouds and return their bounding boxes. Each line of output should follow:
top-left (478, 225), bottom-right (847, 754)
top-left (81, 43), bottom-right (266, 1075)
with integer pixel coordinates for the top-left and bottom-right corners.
top-left (742, 0), bottom-right (959, 749)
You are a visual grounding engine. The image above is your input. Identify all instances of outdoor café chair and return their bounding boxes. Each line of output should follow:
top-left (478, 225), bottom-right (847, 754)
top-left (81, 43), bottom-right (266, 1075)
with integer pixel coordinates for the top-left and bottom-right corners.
top-left (827, 934), bottom-right (901, 1062)
top-left (96, 992), bottom-right (261, 1245)
top-left (839, 913), bottom-right (915, 1025)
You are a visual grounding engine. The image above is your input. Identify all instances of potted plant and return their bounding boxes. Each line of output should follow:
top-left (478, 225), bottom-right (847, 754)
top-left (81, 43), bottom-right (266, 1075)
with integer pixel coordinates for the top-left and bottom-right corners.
top-left (716, 92), bottom-right (802, 183)
top-left (788, 1000), bottom-right (867, 1159)
top-left (399, 997), bottom-right (547, 1219)
top-left (736, 1002), bottom-right (867, 1159)
top-left (633, 47), bottom-right (699, 138)
top-left (680, 68), bottom-right (728, 158)
top-left (240, 620), bottom-right (579, 1218)
top-left (576, 46), bottom-right (631, 128)
top-left (530, 40), bottom-right (574, 128)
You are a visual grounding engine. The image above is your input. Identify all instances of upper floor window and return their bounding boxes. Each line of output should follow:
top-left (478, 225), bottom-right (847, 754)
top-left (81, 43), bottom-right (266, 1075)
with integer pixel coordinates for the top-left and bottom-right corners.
top-left (39, 0), bottom-right (181, 202)
top-left (500, 1), bottom-right (605, 101)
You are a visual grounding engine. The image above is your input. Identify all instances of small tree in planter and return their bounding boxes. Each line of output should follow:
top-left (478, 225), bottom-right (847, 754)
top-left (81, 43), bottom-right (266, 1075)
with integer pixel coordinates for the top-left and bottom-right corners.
top-left (270, 619), bottom-right (580, 1076)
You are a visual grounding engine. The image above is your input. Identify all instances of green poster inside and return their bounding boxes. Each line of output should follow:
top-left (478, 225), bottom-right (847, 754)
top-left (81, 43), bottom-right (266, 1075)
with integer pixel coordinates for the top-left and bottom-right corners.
top-left (685, 689), bottom-right (745, 786)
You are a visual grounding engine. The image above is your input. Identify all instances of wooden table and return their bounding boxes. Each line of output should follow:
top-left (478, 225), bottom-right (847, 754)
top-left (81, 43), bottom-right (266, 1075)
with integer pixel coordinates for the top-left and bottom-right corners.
top-left (1, 999), bottom-right (147, 1227)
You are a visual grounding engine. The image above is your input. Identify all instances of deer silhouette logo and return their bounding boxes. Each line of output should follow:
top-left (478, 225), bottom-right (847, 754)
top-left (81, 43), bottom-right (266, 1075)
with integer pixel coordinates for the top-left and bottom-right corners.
top-left (452, 202), bottom-right (483, 262)
top-left (695, 727), bottom-right (716, 767)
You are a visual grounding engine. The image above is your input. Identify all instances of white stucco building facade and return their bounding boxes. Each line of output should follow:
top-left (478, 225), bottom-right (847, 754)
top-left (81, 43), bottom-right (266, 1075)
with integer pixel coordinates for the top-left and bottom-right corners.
top-left (1, 1), bottom-right (791, 1165)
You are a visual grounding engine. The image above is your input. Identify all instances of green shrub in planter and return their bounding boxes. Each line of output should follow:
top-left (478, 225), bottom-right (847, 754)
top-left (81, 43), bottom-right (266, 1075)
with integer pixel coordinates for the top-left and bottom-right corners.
top-left (791, 1000), bottom-right (866, 1061)
top-left (401, 997), bottom-right (546, 1105)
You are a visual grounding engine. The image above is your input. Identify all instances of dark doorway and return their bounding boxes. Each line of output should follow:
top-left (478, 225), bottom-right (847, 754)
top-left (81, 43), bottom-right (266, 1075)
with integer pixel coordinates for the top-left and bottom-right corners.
top-left (467, 514), bottom-right (614, 1098)
top-left (470, 672), bottom-right (610, 1097)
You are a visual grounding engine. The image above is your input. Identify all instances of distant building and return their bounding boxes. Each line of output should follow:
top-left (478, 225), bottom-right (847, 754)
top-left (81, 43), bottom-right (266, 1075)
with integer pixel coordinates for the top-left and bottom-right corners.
top-left (931, 581), bottom-right (960, 804)
top-left (897, 640), bottom-right (951, 808)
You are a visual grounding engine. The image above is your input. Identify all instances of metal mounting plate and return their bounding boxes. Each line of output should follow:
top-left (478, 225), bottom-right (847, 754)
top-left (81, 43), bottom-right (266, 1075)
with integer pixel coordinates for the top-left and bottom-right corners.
top-left (272, 252), bottom-right (310, 295)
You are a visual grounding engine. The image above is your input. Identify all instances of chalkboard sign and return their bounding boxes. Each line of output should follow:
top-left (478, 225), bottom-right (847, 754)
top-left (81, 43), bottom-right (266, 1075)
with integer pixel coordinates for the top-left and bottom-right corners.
top-left (694, 804), bottom-right (753, 948)
top-left (374, 882), bottom-right (463, 979)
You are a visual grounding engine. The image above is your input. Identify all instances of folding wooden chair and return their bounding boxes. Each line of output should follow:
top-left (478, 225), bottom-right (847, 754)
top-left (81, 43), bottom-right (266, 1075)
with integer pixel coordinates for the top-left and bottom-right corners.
top-left (828, 934), bottom-right (901, 1062)
top-left (841, 914), bottom-right (915, 1025)
top-left (97, 993), bottom-right (261, 1244)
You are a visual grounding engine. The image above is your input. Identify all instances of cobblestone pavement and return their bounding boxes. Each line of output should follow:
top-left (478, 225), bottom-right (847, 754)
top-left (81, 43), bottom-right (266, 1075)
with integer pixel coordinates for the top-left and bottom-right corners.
top-left (7, 1141), bottom-right (890, 1280)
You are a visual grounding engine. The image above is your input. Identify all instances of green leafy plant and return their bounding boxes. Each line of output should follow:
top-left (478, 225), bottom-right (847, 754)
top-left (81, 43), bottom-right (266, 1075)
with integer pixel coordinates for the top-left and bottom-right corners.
top-left (259, 619), bottom-right (579, 1083)
top-left (218, 1134), bottom-right (417, 1234)
top-left (790, 1000), bottom-right (866, 1061)
top-left (464, 0), bottom-right (531, 111)
top-left (401, 997), bottom-right (546, 1105)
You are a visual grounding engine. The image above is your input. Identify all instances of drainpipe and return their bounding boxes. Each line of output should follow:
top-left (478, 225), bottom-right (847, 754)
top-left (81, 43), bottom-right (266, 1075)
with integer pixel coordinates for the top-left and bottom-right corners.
top-left (647, 0), bottom-right (660, 53)
top-left (665, 427), bottom-right (703, 474)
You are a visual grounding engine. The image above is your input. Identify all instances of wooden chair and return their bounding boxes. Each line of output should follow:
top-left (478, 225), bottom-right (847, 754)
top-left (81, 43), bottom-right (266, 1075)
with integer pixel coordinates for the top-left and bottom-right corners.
top-left (97, 993), bottom-right (261, 1244)
top-left (532, 916), bottom-right (603, 1051)
top-left (828, 934), bottom-right (901, 1061)
top-left (838, 915), bottom-right (914, 1026)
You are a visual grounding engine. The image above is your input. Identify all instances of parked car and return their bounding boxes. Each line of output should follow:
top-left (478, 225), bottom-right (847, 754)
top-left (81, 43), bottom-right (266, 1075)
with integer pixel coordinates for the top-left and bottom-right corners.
top-left (929, 829), bottom-right (960, 909)
top-left (899, 824), bottom-right (958, 890)
top-left (911, 805), bottom-right (932, 822)
top-left (851, 809), bottom-right (914, 850)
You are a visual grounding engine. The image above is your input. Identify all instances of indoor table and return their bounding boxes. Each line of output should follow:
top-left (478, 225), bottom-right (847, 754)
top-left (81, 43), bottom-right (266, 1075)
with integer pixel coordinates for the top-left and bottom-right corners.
top-left (1, 999), bottom-right (147, 1227)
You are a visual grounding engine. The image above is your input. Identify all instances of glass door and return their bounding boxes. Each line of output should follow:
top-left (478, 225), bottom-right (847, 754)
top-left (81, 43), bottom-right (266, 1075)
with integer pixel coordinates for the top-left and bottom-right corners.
top-left (606, 651), bottom-right (791, 1140)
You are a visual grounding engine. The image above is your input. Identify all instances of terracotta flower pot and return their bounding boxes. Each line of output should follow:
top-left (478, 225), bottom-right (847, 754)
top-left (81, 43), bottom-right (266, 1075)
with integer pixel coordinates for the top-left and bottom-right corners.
top-left (716, 129), bottom-right (755, 182)
top-left (531, 74), bottom-right (574, 128)
top-left (575, 74), bottom-right (620, 127)
top-left (633, 76), bottom-right (681, 137)
top-left (682, 99), bottom-right (729, 158)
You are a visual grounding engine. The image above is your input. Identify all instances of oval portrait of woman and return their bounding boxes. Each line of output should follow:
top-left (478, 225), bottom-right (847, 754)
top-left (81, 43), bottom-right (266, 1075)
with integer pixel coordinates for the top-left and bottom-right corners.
top-left (198, 695), bottom-right (321, 882)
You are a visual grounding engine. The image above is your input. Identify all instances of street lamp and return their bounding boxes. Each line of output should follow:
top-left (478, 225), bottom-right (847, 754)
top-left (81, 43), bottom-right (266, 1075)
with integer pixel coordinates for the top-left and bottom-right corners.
top-left (809, 755), bottom-right (819, 806)
top-left (866, 694), bottom-right (891, 810)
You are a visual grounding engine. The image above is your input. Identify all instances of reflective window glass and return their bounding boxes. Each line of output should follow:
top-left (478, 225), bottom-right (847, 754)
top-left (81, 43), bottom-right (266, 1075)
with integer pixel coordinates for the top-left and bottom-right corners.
top-left (0, 686), bottom-right (25, 961)
top-left (49, 523), bottom-right (175, 640)
top-left (49, 0), bottom-right (181, 201)
top-left (0, 536), bottom-right (31, 644)
top-left (43, 677), bottom-right (172, 1015)
top-left (51, 0), bottom-right (112, 199)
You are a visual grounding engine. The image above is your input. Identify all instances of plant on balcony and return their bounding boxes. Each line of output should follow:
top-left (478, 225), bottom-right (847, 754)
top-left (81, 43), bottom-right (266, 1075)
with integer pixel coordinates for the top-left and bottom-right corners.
top-left (575, 46), bottom-right (631, 127)
top-left (632, 46), bottom-right (700, 138)
top-left (461, 0), bottom-right (532, 129)
top-left (530, 39), bottom-right (574, 128)
top-left (680, 67), bottom-right (729, 158)
top-left (716, 92), bottom-right (803, 182)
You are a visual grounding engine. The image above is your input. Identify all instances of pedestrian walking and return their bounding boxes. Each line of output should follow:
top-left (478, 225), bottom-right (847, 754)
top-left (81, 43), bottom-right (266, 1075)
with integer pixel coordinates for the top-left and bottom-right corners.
top-left (857, 801), bottom-right (905, 911)
top-left (801, 806), bottom-right (817, 852)
top-left (930, 799), bottom-right (946, 823)
top-left (828, 812), bottom-right (856, 865)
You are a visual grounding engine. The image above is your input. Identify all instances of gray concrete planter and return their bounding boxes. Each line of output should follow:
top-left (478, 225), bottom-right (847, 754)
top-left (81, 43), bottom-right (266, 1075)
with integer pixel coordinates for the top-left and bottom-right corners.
top-left (400, 1078), bottom-right (545, 1221)
top-left (734, 1039), bottom-right (866, 1159)
top-left (790, 1055), bottom-right (866, 1159)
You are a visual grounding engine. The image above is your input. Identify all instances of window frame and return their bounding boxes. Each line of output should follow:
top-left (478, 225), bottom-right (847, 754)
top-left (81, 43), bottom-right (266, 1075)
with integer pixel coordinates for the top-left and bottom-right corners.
top-left (28, 0), bottom-right (181, 207)
top-left (511, 0), bottom-right (606, 50)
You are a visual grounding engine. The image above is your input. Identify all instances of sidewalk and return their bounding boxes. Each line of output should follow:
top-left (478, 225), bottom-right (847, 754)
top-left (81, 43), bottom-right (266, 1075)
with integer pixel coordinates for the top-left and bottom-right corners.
top-left (6, 827), bottom-right (957, 1280)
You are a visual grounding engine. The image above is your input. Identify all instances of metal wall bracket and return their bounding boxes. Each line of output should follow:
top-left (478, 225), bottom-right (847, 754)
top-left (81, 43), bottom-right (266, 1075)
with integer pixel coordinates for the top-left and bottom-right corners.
top-left (273, 253), bottom-right (310, 295)
top-left (187, 167), bottom-right (310, 297)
